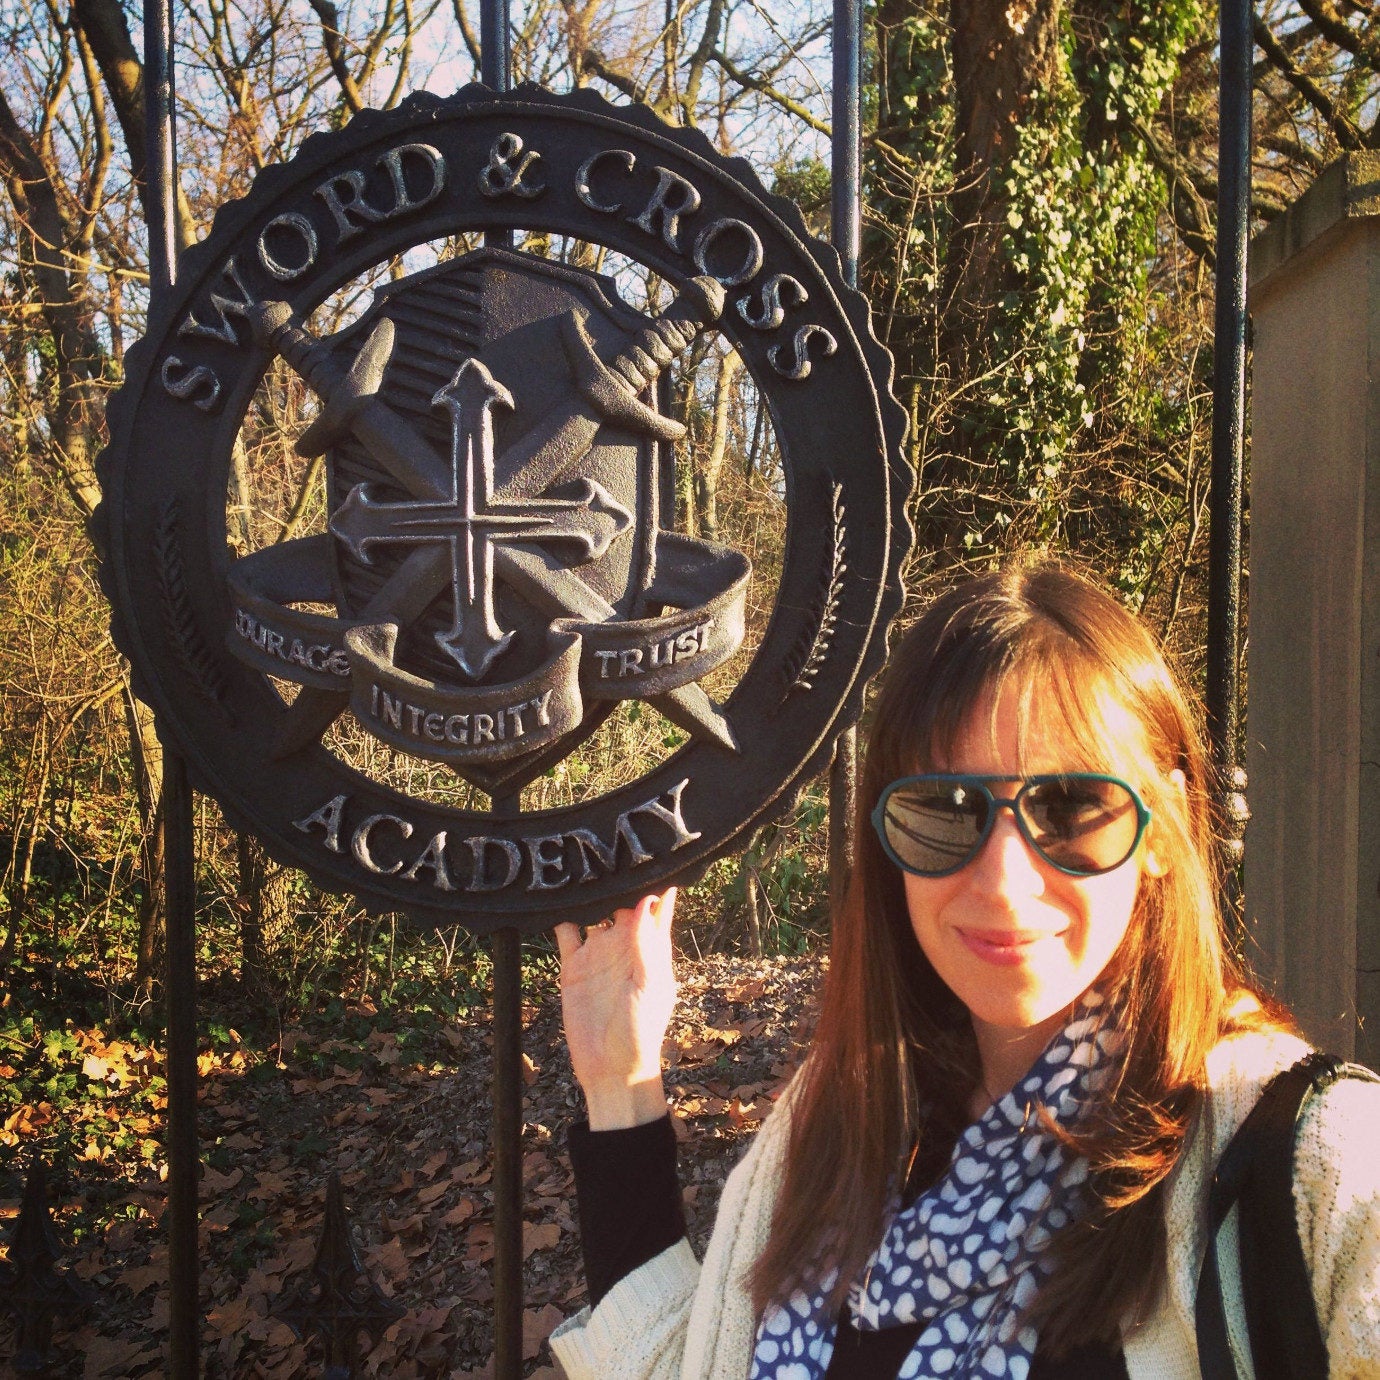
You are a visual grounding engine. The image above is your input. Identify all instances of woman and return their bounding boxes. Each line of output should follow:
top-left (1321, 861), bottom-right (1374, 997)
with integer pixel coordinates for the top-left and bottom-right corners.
top-left (549, 560), bottom-right (1380, 1379)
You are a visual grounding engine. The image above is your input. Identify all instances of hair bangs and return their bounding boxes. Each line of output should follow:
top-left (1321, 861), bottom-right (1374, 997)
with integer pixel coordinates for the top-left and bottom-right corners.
top-left (1005, 649), bottom-right (1160, 785)
top-left (888, 597), bottom-right (1153, 786)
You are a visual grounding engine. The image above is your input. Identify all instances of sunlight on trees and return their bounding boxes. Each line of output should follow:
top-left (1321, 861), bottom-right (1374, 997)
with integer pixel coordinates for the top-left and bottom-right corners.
top-left (2, 0), bottom-right (1373, 996)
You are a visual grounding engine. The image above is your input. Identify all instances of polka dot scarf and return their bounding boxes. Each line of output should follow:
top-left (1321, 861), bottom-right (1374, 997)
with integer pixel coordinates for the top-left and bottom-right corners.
top-left (749, 992), bottom-right (1123, 1380)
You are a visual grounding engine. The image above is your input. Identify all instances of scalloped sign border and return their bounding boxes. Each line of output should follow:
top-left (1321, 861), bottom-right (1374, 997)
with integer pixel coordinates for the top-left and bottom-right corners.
top-left (97, 85), bottom-right (911, 933)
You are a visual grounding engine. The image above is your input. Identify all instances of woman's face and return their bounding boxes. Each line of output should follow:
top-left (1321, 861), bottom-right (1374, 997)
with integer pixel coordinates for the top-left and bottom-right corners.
top-left (902, 680), bottom-right (1161, 1070)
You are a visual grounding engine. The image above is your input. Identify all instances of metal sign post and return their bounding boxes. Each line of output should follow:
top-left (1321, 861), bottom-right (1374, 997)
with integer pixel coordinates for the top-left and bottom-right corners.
top-left (490, 908), bottom-right (523, 1378)
top-left (476, 4), bottom-right (524, 1373)
top-left (141, 3), bottom-right (202, 1375)
top-left (163, 753), bottom-right (200, 1378)
top-left (828, 0), bottom-right (863, 914)
top-left (831, 0), bottom-right (862, 288)
top-left (1209, 0), bottom-right (1252, 918)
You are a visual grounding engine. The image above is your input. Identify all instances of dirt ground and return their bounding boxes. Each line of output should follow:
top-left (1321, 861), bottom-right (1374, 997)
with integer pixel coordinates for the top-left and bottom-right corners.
top-left (0, 953), bottom-right (825, 1379)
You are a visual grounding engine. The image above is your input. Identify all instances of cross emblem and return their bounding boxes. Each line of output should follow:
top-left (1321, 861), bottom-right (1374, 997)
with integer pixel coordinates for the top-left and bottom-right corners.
top-left (329, 357), bottom-right (632, 680)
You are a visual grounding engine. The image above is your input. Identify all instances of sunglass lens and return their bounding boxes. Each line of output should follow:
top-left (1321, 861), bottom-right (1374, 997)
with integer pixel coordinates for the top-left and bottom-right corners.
top-left (1019, 777), bottom-right (1140, 874)
top-left (882, 780), bottom-right (988, 875)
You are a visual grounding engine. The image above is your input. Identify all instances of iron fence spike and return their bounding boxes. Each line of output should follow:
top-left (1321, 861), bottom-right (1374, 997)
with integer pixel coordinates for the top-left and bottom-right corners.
top-left (275, 1172), bottom-right (406, 1377)
top-left (0, 1153), bottom-right (94, 1373)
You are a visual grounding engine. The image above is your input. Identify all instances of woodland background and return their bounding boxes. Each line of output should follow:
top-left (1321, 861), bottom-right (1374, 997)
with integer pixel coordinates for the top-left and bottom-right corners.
top-left (0, 0), bottom-right (1376, 1374)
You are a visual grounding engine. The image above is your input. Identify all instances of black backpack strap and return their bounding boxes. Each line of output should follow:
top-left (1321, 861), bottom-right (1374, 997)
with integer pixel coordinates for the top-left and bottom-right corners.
top-left (1195, 1051), bottom-right (1359, 1380)
top-left (1237, 1053), bottom-right (1348, 1378)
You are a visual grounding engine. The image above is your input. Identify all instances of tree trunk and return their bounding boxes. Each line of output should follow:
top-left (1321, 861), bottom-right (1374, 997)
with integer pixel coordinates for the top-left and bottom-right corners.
top-left (122, 684), bottom-right (165, 992)
top-left (235, 832), bottom-right (294, 993)
top-left (667, 336), bottom-right (711, 534)
top-left (743, 863), bottom-right (763, 958)
top-left (693, 349), bottom-right (740, 543)
top-left (869, 0), bottom-right (1068, 558)
top-left (0, 88), bottom-right (107, 519)
top-left (938, 0), bottom-right (1065, 518)
top-left (944, 0), bottom-right (1065, 349)
top-left (1, 742), bottom-right (52, 967)
top-left (1, 281), bottom-right (33, 475)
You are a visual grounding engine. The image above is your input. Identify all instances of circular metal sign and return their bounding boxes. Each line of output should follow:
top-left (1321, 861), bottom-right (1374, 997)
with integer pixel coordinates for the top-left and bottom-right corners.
top-left (97, 85), bottom-right (910, 933)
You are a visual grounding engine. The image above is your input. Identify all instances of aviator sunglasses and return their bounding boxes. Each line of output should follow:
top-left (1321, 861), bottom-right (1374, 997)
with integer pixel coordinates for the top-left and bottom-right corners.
top-left (871, 773), bottom-right (1151, 879)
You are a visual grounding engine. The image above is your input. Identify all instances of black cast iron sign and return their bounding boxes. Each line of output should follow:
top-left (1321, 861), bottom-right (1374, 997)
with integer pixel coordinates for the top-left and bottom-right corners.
top-left (97, 85), bottom-right (910, 931)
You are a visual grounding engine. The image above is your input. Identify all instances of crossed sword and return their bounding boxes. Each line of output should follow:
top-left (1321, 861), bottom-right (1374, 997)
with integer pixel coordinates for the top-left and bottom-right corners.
top-left (246, 275), bottom-right (739, 758)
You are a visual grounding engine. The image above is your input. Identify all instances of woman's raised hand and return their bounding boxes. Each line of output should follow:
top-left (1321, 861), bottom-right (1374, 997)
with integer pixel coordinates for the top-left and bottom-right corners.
top-left (553, 889), bottom-right (677, 1130)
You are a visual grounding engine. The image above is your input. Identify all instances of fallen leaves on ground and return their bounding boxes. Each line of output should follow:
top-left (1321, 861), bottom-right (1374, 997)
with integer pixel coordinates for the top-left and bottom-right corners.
top-left (0, 954), bottom-right (821, 1377)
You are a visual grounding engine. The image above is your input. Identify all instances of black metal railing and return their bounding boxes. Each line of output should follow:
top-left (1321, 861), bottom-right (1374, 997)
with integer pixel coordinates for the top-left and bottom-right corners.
top-left (1209, 0), bottom-right (1254, 919)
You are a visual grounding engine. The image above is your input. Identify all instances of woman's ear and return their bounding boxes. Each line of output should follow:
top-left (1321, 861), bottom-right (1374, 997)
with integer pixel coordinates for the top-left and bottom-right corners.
top-left (1143, 843), bottom-right (1169, 878)
top-left (1142, 767), bottom-right (1186, 878)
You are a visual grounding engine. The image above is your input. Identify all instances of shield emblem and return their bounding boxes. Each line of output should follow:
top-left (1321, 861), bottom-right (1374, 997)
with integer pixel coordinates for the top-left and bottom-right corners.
top-left (321, 248), bottom-right (668, 795)
top-left (223, 242), bottom-right (745, 797)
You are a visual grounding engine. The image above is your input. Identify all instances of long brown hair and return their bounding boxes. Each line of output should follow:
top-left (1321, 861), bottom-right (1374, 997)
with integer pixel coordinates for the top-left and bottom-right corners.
top-left (749, 558), bottom-right (1277, 1350)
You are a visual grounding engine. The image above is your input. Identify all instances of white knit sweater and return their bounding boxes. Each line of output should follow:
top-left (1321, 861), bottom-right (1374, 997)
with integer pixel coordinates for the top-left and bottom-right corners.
top-left (550, 1029), bottom-right (1380, 1380)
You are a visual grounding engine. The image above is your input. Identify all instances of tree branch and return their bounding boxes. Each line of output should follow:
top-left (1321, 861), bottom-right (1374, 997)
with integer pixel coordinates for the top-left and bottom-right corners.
top-left (682, 0), bottom-right (726, 121)
top-left (72, 22), bottom-right (112, 260)
top-left (450, 0), bottom-right (482, 69)
top-left (1258, 129), bottom-right (1326, 170)
top-left (710, 50), bottom-right (830, 135)
top-left (37, 0), bottom-right (75, 170)
top-left (579, 48), bottom-right (654, 106)
top-left (382, 0), bottom-right (417, 110)
top-left (1254, 13), bottom-right (1365, 149)
top-left (307, 0), bottom-right (365, 113)
top-left (359, 0), bottom-right (401, 92)
top-left (71, 0), bottom-right (196, 251)
top-left (1296, 0), bottom-right (1380, 68)
top-left (1131, 116), bottom-right (1216, 264)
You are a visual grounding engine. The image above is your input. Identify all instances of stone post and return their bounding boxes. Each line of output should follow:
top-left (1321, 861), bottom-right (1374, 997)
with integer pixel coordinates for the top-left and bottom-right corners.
top-left (1247, 152), bottom-right (1380, 1062)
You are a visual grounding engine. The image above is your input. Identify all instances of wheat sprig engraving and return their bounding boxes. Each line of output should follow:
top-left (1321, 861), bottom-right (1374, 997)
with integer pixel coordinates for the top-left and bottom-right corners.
top-left (783, 480), bottom-right (846, 694)
top-left (155, 501), bottom-right (232, 712)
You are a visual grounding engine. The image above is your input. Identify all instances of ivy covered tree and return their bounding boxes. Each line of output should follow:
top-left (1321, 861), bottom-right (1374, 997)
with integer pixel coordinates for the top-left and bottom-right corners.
top-left (861, 0), bottom-right (1380, 631)
top-left (866, 0), bottom-right (1210, 608)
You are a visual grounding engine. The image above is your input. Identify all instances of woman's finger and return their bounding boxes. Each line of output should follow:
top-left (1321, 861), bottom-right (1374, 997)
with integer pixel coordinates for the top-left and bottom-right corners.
top-left (552, 921), bottom-right (583, 961)
top-left (652, 886), bottom-right (677, 927)
top-left (554, 890), bottom-right (670, 959)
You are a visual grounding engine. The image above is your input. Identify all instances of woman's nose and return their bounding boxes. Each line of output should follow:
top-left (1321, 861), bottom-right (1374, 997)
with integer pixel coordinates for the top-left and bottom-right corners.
top-left (970, 808), bottom-right (1045, 895)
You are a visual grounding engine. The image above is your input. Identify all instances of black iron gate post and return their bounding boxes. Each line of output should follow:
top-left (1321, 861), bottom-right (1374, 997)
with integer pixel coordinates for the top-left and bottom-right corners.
top-left (164, 753), bottom-right (200, 1379)
top-left (490, 914), bottom-right (524, 1380)
top-left (476, 2), bottom-right (525, 1375)
top-left (831, 0), bottom-right (862, 294)
top-left (827, 0), bottom-right (864, 911)
top-left (144, 0), bottom-right (178, 297)
top-left (1209, 0), bottom-right (1253, 924)
top-left (142, 2), bottom-right (202, 1376)
top-left (490, 805), bottom-right (524, 1380)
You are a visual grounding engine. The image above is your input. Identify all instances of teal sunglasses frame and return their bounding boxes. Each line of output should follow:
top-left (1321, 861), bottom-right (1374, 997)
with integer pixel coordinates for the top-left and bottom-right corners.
top-left (870, 772), bottom-right (1152, 879)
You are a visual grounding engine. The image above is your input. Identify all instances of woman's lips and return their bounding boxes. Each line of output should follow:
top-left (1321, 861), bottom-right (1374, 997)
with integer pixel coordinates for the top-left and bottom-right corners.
top-left (956, 928), bottom-right (1059, 966)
